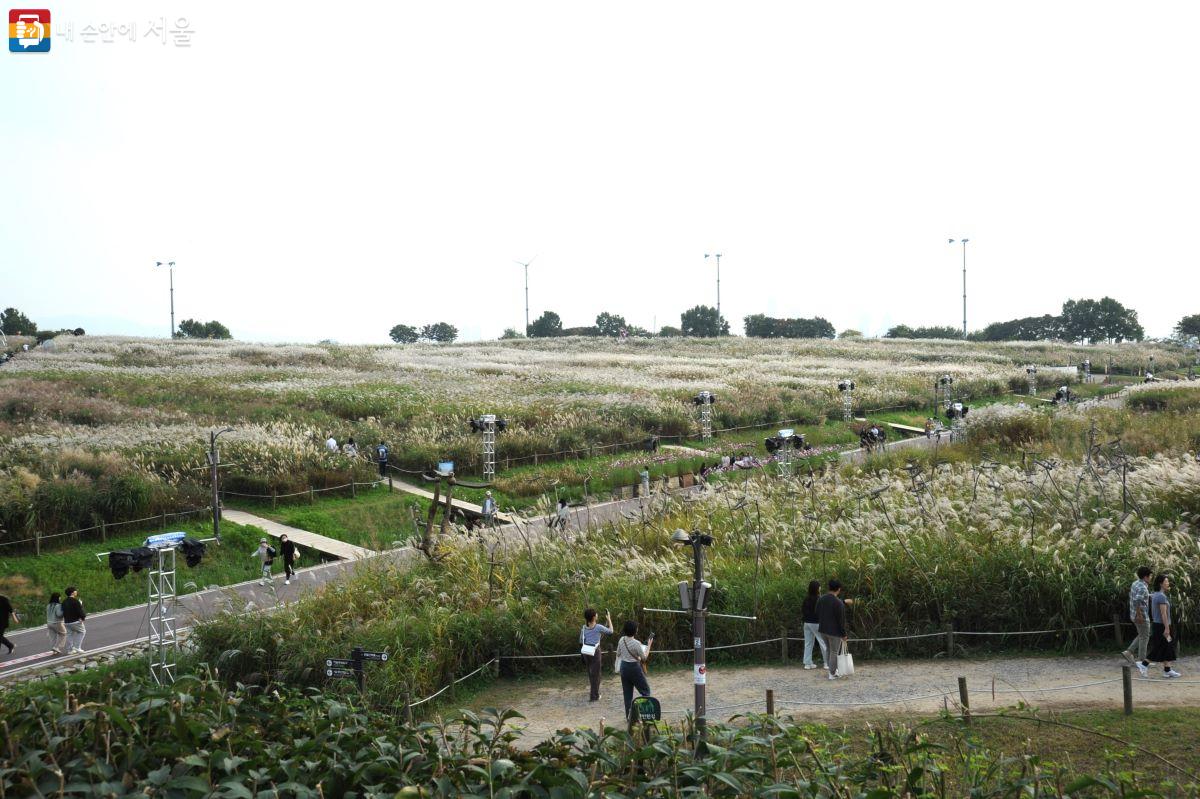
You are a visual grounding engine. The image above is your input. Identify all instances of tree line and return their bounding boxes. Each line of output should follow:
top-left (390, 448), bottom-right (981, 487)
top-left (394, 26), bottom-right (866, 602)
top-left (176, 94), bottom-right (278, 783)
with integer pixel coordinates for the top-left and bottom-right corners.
top-left (884, 297), bottom-right (1152, 344)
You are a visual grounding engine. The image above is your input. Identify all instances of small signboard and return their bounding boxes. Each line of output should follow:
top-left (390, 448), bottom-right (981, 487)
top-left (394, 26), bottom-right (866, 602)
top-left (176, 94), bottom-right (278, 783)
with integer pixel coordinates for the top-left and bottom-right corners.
top-left (326, 658), bottom-right (355, 668)
top-left (694, 663), bottom-right (707, 685)
top-left (437, 460), bottom-right (455, 475)
top-left (144, 531), bottom-right (187, 549)
top-left (360, 650), bottom-right (389, 662)
top-left (326, 667), bottom-right (356, 679)
top-left (631, 696), bottom-right (661, 723)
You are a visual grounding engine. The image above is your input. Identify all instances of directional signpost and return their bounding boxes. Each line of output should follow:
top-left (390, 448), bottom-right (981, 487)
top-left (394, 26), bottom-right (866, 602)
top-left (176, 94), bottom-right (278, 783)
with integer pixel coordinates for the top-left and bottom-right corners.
top-left (325, 647), bottom-right (389, 692)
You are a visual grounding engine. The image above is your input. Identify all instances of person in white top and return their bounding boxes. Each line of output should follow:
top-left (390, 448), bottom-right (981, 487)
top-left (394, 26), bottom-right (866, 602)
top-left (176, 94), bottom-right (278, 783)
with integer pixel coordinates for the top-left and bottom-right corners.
top-left (325, 436), bottom-right (338, 453)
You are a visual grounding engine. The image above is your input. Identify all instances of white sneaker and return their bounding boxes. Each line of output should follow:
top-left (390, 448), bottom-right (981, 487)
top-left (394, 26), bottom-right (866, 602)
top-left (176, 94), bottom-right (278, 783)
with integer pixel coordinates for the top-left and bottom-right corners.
top-left (827, 673), bottom-right (838, 680)
top-left (284, 579), bottom-right (290, 585)
top-left (1165, 669), bottom-right (1182, 678)
top-left (804, 664), bottom-right (817, 670)
top-left (1137, 662), bottom-right (1148, 677)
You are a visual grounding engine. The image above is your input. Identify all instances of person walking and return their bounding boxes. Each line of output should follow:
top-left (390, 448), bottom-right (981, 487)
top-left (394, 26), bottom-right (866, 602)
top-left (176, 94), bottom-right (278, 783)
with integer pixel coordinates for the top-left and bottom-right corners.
top-left (580, 608), bottom-right (614, 702)
top-left (0, 593), bottom-right (18, 656)
top-left (280, 534), bottom-right (302, 585)
top-left (801, 580), bottom-right (829, 670)
top-left (45, 592), bottom-right (67, 655)
top-left (376, 441), bottom-right (389, 477)
top-left (815, 579), bottom-right (848, 680)
top-left (1121, 566), bottom-right (1153, 677)
top-left (251, 538), bottom-right (276, 585)
top-left (481, 491), bottom-right (497, 528)
top-left (555, 499), bottom-right (570, 531)
top-left (61, 587), bottom-right (86, 654)
top-left (1145, 574), bottom-right (1182, 678)
top-left (616, 621), bottom-right (654, 719)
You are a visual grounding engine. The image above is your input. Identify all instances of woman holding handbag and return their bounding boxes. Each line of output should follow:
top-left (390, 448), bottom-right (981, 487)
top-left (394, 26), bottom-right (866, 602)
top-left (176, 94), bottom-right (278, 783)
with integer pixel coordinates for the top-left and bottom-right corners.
top-left (616, 620), bottom-right (654, 719)
top-left (580, 608), bottom-right (613, 701)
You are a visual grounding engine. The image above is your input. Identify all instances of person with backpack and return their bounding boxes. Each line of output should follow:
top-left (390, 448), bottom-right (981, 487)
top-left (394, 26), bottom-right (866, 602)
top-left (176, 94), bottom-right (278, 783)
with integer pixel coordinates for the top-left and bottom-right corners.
top-left (252, 538), bottom-right (276, 585)
top-left (616, 621), bottom-right (654, 719)
top-left (61, 587), bottom-right (86, 654)
top-left (279, 534), bottom-right (302, 585)
top-left (0, 593), bottom-right (17, 656)
top-left (579, 608), bottom-right (613, 702)
top-left (45, 592), bottom-right (67, 655)
top-left (376, 441), bottom-right (390, 477)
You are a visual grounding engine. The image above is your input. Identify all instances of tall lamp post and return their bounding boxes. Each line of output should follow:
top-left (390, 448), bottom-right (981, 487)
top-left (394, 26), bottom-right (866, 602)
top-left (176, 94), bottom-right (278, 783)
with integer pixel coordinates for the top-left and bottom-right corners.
top-left (947, 239), bottom-right (968, 337)
top-left (704, 253), bottom-right (723, 321)
top-left (514, 256), bottom-right (536, 334)
top-left (155, 261), bottom-right (177, 338)
top-left (209, 427), bottom-right (233, 542)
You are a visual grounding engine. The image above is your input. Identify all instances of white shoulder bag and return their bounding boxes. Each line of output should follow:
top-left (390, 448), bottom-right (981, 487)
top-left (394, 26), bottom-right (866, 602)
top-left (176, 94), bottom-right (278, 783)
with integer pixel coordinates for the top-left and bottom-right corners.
top-left (580, 626), bottom-right (597, 657)
top-left (837, 639), bottom-right (855, 677)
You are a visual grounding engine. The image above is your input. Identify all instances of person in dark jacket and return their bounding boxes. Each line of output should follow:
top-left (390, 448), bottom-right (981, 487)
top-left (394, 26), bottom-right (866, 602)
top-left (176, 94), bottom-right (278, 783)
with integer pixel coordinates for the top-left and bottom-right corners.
top-left (801, 580), bottom-right (828, 670)
top-left (376, 441), bottom-right (390, 477)
top-left (815, 579), bottom-right (848, 680)
top-left (61, 586), bottom-right (87, 654)
top-left (0, 593), bottom-right (18, 656)
top-left (280, 534), bottom-right (302, 585)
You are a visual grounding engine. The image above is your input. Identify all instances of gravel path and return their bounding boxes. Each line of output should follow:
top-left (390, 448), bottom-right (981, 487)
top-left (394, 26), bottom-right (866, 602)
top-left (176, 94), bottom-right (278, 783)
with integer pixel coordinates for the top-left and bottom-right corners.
top-left (468, 652), bottom-right (1200, 744)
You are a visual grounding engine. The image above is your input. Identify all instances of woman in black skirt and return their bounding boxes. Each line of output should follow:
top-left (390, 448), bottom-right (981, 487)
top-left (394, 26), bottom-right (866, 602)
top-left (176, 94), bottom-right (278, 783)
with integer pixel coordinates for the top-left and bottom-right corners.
top-left (1145, 574), bottom-right (1181, 679)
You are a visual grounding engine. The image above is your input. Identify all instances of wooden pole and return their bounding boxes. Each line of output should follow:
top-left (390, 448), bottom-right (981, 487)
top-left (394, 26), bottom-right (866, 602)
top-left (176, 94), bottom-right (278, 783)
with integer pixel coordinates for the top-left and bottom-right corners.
top-left (492, 651), bottom-right (500, 679)
top-left (308, 487), bottom-right (314, 505)
top-left (1122, 665), bottom-right (1133, 716)
top-left (272, 490), bottom-right (277, 511)
top-left (765, 689), bottom-right (775, 717)
top-left (780, 630), bottom-right (788, 663)
top-left (957, 676), bottom-right (970, 725)
top-left (1111, 613), bottom-right (1124, 646)
top-left (100, 520), bottom-right (106, 542)
top-left (351, 480), bottom-right (356, 499)
top-left (944, 624), bottom-right (955, 658)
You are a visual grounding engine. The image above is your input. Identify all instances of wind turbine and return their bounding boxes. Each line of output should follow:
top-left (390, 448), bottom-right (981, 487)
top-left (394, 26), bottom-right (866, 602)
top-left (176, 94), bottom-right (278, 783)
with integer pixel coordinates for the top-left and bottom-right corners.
top-left (514, 256), bottom-right (537, 334)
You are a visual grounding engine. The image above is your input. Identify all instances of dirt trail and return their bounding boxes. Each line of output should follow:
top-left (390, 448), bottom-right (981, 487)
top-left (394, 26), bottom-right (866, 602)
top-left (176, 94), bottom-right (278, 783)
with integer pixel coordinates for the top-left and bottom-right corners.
top-left (466, 652), bottom-right (1200, 744)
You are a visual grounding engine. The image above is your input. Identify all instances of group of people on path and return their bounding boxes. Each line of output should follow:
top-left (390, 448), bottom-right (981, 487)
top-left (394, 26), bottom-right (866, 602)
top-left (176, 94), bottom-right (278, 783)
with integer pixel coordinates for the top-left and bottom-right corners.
top-left (1120, 566), bottom-right (1182, 678)
top-left (251, 534), bottom-right (302, 586)
top-left (0, 588), bottom-right (87, 660)
top-left (578, 608), bottom-right (655, 718)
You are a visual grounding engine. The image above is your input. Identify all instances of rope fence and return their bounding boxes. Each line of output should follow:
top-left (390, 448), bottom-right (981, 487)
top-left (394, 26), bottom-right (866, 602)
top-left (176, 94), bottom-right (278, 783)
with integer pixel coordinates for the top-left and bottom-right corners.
top-left (221, 479), bottom-right (383, 500)
top-left (0, 506), bottom-right (211, 552)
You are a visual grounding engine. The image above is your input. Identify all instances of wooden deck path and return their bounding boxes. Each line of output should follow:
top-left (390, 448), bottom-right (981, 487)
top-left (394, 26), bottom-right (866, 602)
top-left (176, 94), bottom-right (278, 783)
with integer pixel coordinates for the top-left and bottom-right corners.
top-left (387, 480), bottom-right (516, 524)
top-left (222, 509), bottom-right (375, 560)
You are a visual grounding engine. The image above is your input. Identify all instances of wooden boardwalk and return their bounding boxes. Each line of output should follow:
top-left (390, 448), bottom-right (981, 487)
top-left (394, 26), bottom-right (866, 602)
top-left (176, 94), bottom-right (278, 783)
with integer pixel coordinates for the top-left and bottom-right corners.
top-left (222, 509), bottom-right (375, 560)
top-left (387, 479), bottom-right (516, 524)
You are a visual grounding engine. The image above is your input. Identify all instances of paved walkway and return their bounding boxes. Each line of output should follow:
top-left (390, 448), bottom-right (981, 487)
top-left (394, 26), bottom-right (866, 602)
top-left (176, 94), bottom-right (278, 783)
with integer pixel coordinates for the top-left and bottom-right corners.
top-left (388, 478), bottom-right (516, 524)
top-left (469, 652), bottom-right (1200, 744)
top-left (222, 508), bottom-right (374, 560)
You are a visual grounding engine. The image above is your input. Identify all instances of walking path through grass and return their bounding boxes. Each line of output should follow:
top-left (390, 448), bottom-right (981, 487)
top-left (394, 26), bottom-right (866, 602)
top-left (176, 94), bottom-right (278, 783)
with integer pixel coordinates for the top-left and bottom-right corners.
top-left (466, 652), bottom-right (1200, 744)
top-left (222, 508), bottom-right (374, 560)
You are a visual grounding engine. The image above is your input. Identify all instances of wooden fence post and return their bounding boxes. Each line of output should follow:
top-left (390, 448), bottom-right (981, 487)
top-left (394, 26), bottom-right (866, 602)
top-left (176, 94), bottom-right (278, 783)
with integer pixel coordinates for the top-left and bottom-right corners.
top-left (780, 630), bottom-right (788, 663)
top-left (35, 528), bottom-right (41, 557)
top-left (944, 624), bottom-right (955, 658)
top-left (308, 487), bottom-right (314, 505)
top-left (766, 689), bottom-right (775, 717)
top-left (403, 693), bottom-right (414, 725)
top-left (1122, 665), bottom-right (1133, 716)
top-left (100, 520), bottom-right (106, 542)
top-left (162, 511), bottom-right (167, 531)
top-left (957, 676), bottom-right (971, 725)
top-left (492, 651), bottom-right (501, 678)
top-left (351, 481), bottom-right (356, 498)
top-left (388, 475), bottom-right (393, 490)
top-left (1111, 613), bottom-right (1124, 646)
top-left (272, 490), bottom-right (277, 511)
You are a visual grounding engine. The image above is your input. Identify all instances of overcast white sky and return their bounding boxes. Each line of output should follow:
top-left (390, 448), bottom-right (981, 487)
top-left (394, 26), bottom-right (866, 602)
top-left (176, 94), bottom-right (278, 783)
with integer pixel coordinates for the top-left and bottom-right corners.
top-left (3, 1), bottom-right (1197, 342)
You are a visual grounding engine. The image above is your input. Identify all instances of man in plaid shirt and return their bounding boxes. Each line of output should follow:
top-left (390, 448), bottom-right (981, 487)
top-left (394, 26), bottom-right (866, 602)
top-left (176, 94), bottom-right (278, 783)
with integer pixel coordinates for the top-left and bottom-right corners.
top-left (1122, 566), bottom-right (1152, 676)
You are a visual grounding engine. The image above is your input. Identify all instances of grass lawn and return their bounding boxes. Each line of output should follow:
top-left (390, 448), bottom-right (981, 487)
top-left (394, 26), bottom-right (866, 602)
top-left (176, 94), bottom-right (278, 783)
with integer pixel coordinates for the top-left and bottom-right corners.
top-left (237, 484), bottom-right (428, 550)
top-left (0, 518), bottom-right (269, 632)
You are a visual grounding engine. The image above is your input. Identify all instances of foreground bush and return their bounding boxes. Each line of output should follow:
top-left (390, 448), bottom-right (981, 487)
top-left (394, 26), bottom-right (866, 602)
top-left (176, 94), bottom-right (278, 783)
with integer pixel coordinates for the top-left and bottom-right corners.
top-left (2, 670), bottom-right (1195, 797)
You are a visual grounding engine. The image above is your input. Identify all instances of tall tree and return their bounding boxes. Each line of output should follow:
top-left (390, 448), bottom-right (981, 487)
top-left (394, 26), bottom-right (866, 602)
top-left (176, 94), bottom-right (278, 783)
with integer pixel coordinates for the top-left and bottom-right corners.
top-left (1, 307), bottom-right (37, 335)
top-left (527, 311), bottom-right (563, 338)
top-left (595, 312), bottom-right (628, 337)
top-left (1174, 314), bottom-right (1200, 339)
top-left (389, 324), bottom-right (419, 344)
top-left (175, 319), bottom-right (232, 339)
top-left (1060, 297), bottom-right (1142, 343)
top-left (499, 328), bottom-right (525, 339)
top-left (420, 322), bottom-right (458, 343)
top-left (744, 314), bottom-right (835, 339)
top-left (884, 325), bottom-right (962, 339)
top-left (680, 305), bottom-right (729, 337)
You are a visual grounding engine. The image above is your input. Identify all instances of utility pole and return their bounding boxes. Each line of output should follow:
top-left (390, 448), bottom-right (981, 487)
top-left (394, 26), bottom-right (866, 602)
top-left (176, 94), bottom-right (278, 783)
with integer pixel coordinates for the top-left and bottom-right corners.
top-left (947, 239), bottom-right (968, 337)
top-left (156, 261), bottom-right (177, 338)
top-left (209, 427), bottom-right (233, 542)
top-left (705, 253), bottom-right (723, 321)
